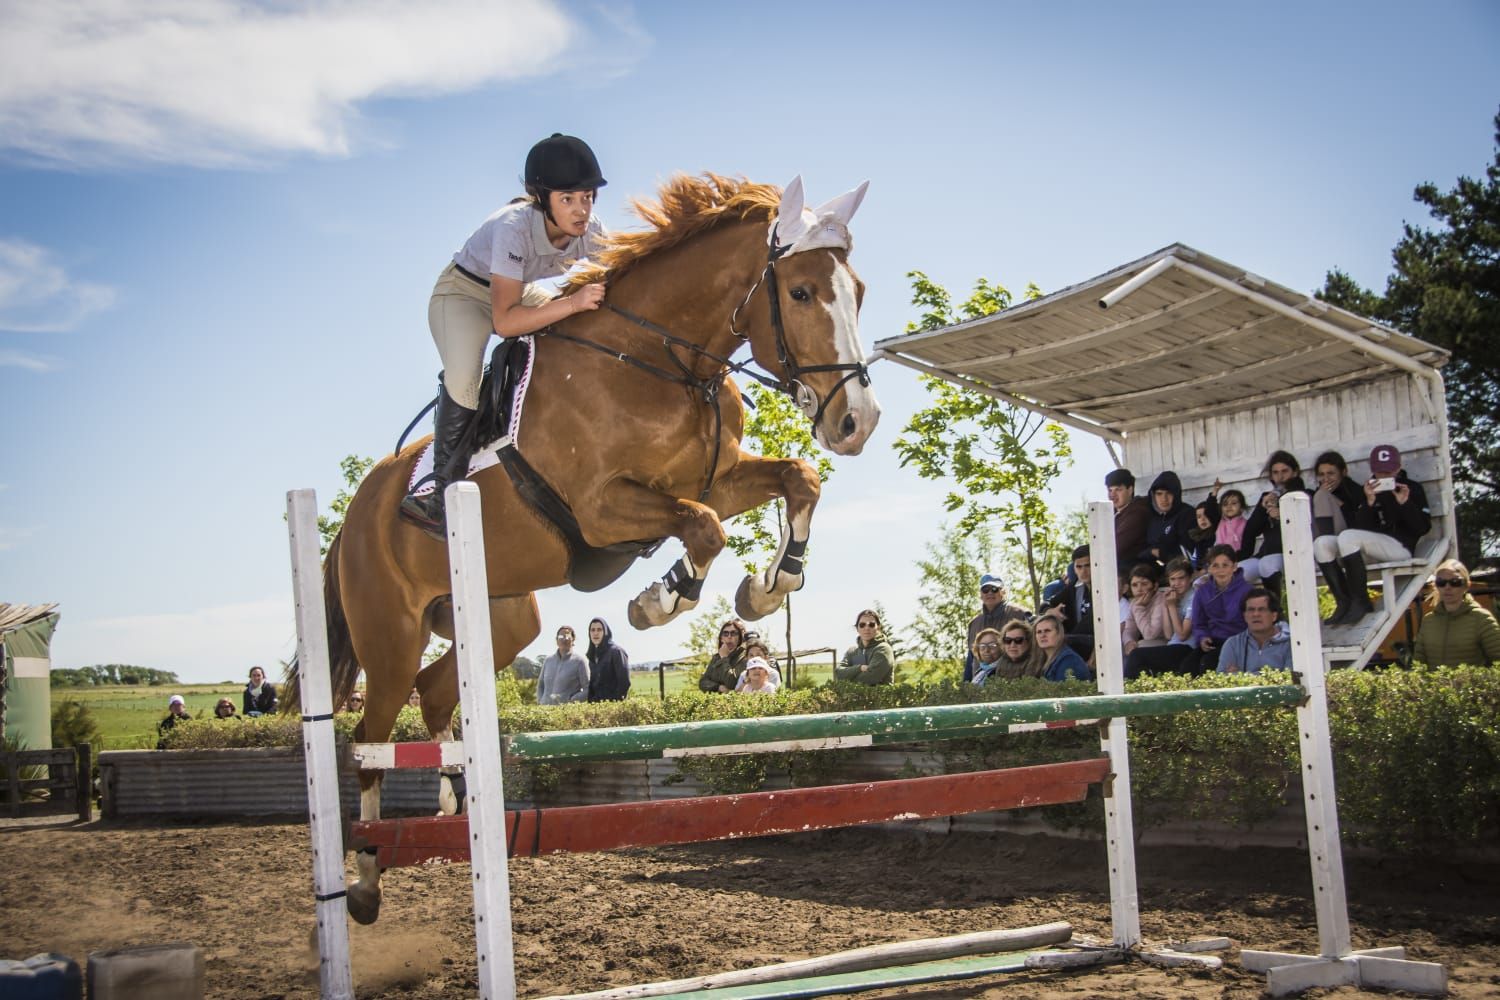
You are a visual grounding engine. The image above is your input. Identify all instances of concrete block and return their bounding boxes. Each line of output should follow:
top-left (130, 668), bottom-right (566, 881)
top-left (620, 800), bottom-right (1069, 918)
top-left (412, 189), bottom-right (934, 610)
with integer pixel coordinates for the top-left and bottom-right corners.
top-left (86, 943), bottom-right (203, 1000)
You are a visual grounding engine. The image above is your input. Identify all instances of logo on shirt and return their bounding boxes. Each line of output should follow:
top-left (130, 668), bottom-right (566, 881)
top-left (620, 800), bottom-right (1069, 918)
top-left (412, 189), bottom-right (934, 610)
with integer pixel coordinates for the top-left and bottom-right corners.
top-left (507, 251), bottom-right (523, 263)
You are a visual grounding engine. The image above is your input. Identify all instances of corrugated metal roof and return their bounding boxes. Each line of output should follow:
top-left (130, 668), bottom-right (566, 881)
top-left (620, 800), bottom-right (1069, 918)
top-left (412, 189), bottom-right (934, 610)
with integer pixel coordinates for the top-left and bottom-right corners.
top-left (872, 243), bottom-right (1449, 440)
top-left (0, 603), bottom-right (59, 637)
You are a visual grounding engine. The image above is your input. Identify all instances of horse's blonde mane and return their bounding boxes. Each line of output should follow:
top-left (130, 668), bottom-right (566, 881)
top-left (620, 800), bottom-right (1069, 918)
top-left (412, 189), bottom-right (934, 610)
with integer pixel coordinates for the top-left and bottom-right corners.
top-left (566, 173), bottom-right (780, 288)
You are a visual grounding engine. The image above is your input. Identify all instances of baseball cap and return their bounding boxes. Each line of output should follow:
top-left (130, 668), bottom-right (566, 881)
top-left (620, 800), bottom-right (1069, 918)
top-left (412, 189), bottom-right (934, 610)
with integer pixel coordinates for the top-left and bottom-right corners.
top-left (979, 573), bottom-right (1005, 592)
top-left (1369, 444), bottom-right (1402, 475)
top-left (168, 695), bottom-right (185, 707)
top-left (745, 657), bottom-right (770, 672)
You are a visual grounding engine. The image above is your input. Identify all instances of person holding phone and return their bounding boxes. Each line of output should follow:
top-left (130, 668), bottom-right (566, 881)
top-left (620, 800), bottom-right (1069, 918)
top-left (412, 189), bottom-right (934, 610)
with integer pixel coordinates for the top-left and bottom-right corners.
top-left (1313, 445), bottom-right (1432, 626)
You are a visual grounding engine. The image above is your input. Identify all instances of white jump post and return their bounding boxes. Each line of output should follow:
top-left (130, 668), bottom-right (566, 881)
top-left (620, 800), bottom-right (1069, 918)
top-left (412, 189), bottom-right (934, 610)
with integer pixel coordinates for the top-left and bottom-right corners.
top-left (286, 489), bottom-right (355, 1000)
top-left (444, 481), bottom-right (518, 1000)
top-left (1238, 491), bottom-right (1446, 996)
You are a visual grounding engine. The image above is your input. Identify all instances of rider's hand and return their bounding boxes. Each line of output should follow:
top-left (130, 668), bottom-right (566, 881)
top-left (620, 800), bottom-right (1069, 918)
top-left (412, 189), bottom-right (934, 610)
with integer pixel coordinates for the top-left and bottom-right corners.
top-left (571, 283), bottom-right (606, 313)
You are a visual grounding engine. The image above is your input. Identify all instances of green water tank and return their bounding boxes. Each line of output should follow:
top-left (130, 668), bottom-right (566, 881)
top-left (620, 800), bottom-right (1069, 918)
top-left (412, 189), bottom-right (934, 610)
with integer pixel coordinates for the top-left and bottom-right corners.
top-left (1, 608), bottom-right (59, 752)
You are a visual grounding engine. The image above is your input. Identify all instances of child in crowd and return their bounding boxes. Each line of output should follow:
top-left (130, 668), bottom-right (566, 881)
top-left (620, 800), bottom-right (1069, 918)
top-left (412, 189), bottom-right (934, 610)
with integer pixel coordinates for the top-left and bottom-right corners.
top-left (739, 657), bottom-right (779, 695)
top-left (1214, 489), bottom-right (1250, 549)
top-left (1188, 502), bottom-right (1217, 571)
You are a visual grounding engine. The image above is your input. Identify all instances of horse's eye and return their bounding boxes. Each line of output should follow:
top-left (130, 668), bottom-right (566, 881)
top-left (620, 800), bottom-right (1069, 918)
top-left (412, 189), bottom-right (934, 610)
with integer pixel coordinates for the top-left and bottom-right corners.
top-left (789, 286), bottom-right (811, 302)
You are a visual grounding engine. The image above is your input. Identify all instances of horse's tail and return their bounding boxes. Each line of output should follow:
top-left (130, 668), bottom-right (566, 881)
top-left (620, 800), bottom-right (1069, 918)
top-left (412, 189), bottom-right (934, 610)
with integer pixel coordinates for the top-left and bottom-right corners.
top-left (280, 531), bottom-right (361, 714)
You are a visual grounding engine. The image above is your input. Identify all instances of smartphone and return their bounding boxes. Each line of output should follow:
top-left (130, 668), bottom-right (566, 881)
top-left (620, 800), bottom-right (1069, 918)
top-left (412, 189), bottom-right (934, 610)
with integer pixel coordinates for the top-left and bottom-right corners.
top-left (1372, 477), bottom-right (1396, 493)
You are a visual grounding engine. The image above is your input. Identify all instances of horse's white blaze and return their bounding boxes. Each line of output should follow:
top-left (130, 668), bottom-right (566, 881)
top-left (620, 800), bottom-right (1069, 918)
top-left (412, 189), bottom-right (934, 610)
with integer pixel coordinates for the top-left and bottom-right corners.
top-left (818, 255), bottom-right (880, 452)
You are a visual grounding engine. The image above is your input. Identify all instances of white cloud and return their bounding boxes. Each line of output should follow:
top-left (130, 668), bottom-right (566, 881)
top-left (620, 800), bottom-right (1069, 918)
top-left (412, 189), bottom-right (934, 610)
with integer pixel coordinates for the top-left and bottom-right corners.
top-left (0, 348), bottom-right (61, 371)
top-left (0, 1), bottom-right (579, 167)
top-left (0, 239), bottom-right (115, 333)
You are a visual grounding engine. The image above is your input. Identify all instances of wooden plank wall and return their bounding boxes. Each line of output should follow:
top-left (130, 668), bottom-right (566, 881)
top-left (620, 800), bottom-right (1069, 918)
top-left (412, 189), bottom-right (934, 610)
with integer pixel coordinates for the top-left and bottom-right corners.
top-left (1122, 375), bottom-right (1453, 549)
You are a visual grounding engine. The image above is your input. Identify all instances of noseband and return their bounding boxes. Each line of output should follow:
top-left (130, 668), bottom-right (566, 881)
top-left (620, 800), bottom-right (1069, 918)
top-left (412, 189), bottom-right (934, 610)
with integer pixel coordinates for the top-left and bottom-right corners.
top-left (730, 233), bottom-right (872, 433)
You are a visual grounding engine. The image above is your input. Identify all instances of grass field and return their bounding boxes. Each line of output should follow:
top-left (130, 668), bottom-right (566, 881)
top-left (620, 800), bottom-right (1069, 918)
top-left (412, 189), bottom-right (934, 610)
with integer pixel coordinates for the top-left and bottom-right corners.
top-left (52, 685), bottom-right (244, 750)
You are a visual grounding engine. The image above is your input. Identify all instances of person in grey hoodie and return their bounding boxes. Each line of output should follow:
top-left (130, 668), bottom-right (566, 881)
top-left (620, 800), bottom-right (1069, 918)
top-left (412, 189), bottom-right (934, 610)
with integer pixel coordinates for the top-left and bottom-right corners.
top-left (538, 625), bottom-right (590, 704)
top-left (1140, 471), bottom-right (1198, 566)
top-left (586, 618), bottom-right (631, 702)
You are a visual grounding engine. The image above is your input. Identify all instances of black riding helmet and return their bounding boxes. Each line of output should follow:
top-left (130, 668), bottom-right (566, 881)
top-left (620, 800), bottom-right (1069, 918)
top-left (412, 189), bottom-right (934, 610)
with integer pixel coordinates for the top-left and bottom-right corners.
top-left (525, 134), bottom-right (606, 222)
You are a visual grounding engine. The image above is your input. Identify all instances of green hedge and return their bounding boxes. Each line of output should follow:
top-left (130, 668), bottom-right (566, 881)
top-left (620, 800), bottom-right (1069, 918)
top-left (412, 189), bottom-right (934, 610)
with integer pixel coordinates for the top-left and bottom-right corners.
top-left (159, 668), bottom-right (1500, 854)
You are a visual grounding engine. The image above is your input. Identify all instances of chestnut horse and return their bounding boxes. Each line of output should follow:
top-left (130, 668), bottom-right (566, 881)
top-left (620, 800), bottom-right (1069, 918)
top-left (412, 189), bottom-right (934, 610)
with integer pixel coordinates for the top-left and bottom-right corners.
top-left (291, 174), bottom-right (879, 922)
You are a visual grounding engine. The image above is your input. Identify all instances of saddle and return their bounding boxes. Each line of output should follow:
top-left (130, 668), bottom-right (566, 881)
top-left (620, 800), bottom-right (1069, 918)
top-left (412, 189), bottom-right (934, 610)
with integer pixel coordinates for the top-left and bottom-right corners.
top-left (409, 338), bottom-right (663, 592)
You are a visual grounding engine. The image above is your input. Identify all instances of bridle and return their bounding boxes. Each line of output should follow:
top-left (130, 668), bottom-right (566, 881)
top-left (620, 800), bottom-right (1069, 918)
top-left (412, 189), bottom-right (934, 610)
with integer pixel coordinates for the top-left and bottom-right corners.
top-left (537, 225), bottom-right (873, 498)
top-left (728, 228), bottom-right (872, 432)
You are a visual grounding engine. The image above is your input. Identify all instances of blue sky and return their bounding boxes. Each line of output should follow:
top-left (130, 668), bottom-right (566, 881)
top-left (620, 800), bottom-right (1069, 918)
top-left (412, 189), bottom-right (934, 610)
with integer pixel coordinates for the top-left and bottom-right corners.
top-left (2, 1), bottom-right (1497, 683)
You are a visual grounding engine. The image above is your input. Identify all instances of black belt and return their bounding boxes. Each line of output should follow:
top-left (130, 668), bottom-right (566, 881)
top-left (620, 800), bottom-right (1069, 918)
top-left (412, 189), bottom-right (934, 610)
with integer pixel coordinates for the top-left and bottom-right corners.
top-left (453, 261), bottom-right (491, 287)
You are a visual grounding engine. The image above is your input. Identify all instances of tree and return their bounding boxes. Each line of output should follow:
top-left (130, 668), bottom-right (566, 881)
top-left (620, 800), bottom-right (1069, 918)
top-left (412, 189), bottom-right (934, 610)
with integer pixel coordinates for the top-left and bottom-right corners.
top-left (1318, 109), bottom-right (1500, 561)
top-left (894, 272), bottom-right (1073, 605)
top-left (724, 382), bottom-right (835, 660)
top-left (318, 454), bottom-right (375, 555)
top-left (908, 522), bottom-right (996, 662)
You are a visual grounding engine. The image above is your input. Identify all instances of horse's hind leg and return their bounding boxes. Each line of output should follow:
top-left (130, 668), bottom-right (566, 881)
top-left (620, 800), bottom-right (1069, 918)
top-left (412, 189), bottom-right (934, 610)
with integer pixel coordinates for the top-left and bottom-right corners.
top-left (415, 594), bottom-right (541, 815)
top-left (344, 606), bottom-right (428, 925)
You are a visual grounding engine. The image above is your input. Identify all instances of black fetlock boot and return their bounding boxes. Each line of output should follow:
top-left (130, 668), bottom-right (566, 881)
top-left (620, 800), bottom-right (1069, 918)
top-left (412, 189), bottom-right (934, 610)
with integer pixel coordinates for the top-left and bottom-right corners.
top-left (1338, 551), bottom-right (1375, 625)
top-left (400, 382), bottom-right (477, 538)
top-left (1318, 561), bottom-right (1349, 625)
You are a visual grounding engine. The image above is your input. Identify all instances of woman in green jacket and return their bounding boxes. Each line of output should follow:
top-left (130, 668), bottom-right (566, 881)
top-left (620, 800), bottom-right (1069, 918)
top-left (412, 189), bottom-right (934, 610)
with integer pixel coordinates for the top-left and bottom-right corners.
top-left (1413, 560), bottom-right (1500, 667)
top-left (698, 619), bottom-right (749, 693)
top-left (835, 610), bottom-right (895, 685)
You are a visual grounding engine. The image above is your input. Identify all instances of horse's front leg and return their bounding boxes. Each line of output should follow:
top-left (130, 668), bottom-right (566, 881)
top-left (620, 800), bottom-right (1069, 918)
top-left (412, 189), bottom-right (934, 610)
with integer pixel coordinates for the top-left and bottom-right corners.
top-left (703, 454), bottom-right (822, 622)
top-left (582, 482), bottom-right (728, 629)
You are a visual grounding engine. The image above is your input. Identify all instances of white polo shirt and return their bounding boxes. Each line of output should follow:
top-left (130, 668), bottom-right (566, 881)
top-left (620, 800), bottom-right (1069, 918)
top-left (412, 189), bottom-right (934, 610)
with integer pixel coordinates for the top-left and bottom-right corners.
top-left (453, 200), bottom-right (607, 284)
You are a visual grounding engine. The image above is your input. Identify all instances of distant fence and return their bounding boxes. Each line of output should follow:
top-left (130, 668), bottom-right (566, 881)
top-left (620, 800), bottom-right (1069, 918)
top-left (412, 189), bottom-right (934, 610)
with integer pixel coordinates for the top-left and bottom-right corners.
top-left (1, 744), bottom-right (91, 821)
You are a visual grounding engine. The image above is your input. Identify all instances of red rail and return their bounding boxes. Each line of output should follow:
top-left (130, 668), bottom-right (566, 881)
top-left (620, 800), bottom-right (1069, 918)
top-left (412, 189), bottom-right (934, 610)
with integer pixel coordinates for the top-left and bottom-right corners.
top-left (352, 757), bottom-right (1111, 869)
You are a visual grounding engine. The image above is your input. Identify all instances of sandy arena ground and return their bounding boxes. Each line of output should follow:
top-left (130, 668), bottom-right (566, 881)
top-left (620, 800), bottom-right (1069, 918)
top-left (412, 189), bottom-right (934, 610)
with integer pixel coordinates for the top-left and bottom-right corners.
top-left (2, 817), bottom-right (1497, 998)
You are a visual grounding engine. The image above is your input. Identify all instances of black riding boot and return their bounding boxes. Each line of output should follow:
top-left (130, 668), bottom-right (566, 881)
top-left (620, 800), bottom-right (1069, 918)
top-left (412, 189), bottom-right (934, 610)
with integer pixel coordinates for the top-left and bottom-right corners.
top-left (399, 384), bottom-right (476, 538)
top-left (1338, 551), bottom-right (1376, 625)
top-left (1318, 561), bottom-right (1349, 625)
top-left (1261, 572), bottom-right (1284, 605)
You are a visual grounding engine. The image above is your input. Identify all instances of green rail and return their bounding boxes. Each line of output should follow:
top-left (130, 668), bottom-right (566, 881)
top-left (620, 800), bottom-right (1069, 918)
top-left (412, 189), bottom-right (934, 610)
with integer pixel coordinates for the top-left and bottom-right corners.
top-left (503, 684), bottom-right (1304, 763)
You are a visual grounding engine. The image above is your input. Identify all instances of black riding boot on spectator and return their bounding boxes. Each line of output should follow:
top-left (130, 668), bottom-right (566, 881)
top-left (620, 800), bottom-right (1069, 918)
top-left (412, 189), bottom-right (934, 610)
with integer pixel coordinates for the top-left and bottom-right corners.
top-left (1261, 572), bottom-right (1284, 604)
top-left (399, 384), bottom-right (476, 539)
top-left (1338, 551), bottom-right (1376, 625)
top-left (1318, 561), bottom-right (1349, 625)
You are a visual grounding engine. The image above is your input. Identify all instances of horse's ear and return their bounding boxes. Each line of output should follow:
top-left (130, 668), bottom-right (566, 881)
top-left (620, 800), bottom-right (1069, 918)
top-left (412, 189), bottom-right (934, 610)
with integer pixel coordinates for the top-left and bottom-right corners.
top-left (814, 181), bottom-right (869, 226)
top-left (778, 175), bottom-right (806, 226)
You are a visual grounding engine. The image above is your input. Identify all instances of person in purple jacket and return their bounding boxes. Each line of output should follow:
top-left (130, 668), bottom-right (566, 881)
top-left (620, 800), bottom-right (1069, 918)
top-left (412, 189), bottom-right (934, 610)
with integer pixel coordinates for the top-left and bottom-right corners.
top-left (1190, 544), bottom-right (1252, 674)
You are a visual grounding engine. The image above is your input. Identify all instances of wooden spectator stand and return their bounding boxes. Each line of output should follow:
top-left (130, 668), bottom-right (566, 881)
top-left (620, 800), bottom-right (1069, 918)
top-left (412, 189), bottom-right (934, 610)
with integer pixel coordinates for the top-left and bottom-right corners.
top-left (872, 243), bottom-right (1456, 672)
top-left (874, 246), bottom-right (1453, 994)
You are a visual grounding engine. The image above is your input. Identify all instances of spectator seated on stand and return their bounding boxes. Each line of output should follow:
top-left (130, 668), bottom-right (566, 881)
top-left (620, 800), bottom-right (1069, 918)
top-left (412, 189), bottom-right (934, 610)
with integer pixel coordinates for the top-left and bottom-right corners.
top-left (1121, 563), bottom-right (1174, 677)
top-left (1217, 587), bottom-right (1294, 674)
top-left (213, 698), bottom-right (237, 720)
top-left (1034, 613), bottom-right (1094, 683)
top-left (1187, 501), bottom-right (1218, 572)
top-left (734, 639), bottom-right (784, 690)
top-left (963, 572), bottom-right (1032, 682)
top-left (1190, 544), bottom-right (1252, 674)
top-left (1237, 449), bottom-right (1306, 592)
top-left (1106, 468), bottom-right (1153, 568)
top-left (1315, 445), bottom-right (1432, 627)
top-left (1052, 545), bottom-right (1096, 662)
top-left (1412, 559), bottom-right (1500, 667)
top-left (1140, 471), bottom-right (1197, 566)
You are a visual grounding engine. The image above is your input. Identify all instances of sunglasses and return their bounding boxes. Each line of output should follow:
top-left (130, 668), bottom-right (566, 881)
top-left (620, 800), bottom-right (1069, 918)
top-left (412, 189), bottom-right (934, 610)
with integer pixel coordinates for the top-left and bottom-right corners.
top-left (980, 587), bottom-right (1000, 595)
top-left (1434, 578), bottom-right (1465, 588)
top-left (720, 629), bottom-right (740, 637)
top-left (857, 621), bottom-right (878, 628)
top-left (1001, 637), bottom-right (1027, 645)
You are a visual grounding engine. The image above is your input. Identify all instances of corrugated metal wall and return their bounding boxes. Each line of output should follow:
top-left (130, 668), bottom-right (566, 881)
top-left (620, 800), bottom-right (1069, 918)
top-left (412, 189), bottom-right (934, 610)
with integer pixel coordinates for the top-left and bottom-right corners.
top-left (97, 744), bottom-right (1312, 850)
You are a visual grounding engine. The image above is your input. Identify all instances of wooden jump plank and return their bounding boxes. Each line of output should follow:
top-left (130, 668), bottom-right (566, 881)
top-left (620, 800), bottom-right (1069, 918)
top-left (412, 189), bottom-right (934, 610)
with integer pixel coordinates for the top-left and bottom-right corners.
top-left (353, 758), bottom-right (1111, 869)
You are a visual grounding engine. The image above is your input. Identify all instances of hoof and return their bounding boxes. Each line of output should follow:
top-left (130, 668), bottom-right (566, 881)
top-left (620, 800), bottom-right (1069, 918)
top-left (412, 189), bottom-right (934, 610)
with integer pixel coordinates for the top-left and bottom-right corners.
top-left (438, 772), bottom-right (467, 815)
top-left (735, 575), bottom-right (783, 621)
top-left (347, 881), bottom-right (381, 925)
top-left (627, 598), bottom-right (654, 630)
top-left (627, 582), bottom-right (695, 630)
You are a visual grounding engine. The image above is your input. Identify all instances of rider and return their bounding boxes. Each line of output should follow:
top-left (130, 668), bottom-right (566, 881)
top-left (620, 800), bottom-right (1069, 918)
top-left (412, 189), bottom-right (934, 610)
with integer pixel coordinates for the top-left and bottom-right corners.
top-left (400, 133), bottom-right (611, 535)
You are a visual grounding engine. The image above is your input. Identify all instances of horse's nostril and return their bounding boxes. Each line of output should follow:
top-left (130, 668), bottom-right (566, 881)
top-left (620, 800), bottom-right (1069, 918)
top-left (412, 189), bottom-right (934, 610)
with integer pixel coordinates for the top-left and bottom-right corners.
top-left (841, 413), bottom-right (857, 439)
